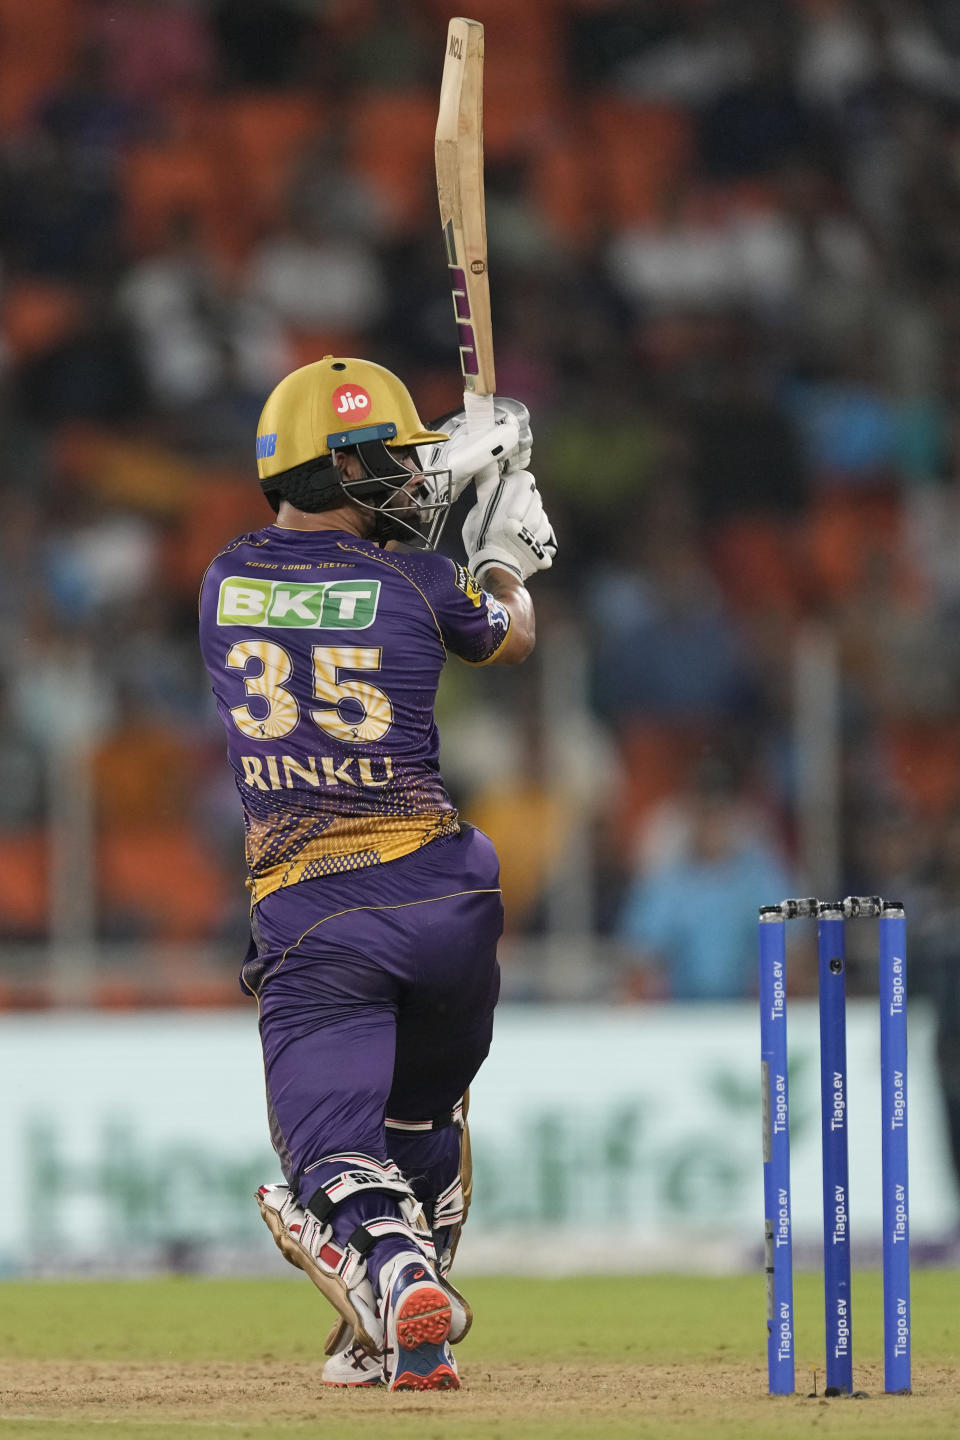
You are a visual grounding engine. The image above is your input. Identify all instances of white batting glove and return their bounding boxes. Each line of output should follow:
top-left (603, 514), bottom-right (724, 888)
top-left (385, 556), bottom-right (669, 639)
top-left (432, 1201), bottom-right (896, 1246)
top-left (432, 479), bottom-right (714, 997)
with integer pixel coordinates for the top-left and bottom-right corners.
top-left (418, 398), bottom-right (532, 502)
top-left (462, 470), bottom-right (557, 582)
top-left (490, 398), bottom-right (533, 472)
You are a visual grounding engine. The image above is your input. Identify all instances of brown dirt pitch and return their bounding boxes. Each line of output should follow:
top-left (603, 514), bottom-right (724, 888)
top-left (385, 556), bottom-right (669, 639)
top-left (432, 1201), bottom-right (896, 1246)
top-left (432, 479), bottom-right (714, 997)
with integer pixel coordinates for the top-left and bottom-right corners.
top-left (1, 1274), bottom-right (958, 1439)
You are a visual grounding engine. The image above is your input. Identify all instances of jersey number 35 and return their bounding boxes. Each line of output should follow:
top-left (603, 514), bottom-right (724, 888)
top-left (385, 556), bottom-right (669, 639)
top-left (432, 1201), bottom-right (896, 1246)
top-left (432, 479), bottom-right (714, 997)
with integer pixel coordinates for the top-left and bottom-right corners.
top-left (226, 642), bottom-right (393, 744)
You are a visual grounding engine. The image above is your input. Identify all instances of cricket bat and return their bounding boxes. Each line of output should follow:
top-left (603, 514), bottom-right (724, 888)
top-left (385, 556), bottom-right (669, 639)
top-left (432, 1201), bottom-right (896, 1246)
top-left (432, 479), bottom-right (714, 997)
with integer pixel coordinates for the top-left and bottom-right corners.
top-left (435, 16), bottom-right (498, 503)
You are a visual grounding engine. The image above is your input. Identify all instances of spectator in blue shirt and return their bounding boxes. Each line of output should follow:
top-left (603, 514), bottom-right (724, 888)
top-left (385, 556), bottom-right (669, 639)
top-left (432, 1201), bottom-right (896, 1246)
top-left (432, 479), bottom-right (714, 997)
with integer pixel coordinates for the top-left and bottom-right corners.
top-left (618, 764), bottom-right (793, 1000)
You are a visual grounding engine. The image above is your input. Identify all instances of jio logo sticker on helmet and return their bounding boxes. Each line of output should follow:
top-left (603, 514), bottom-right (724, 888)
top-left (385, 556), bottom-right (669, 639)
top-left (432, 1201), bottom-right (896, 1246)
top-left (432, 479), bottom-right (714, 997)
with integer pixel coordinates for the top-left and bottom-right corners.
top-left (331, 383), bottom-right (372, 419)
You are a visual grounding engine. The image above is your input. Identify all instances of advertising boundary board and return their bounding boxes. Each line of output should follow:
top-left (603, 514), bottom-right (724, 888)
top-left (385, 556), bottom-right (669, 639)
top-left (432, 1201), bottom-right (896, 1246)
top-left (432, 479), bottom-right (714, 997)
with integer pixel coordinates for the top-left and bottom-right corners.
top-left (0, 1004), bottom-right (955, 1275)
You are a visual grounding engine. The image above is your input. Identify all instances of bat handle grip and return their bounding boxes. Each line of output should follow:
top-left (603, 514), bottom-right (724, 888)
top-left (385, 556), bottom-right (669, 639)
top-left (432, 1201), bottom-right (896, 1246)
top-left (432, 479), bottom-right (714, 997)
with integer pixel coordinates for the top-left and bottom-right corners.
top-left (463, 390), bottom-right (498, 506)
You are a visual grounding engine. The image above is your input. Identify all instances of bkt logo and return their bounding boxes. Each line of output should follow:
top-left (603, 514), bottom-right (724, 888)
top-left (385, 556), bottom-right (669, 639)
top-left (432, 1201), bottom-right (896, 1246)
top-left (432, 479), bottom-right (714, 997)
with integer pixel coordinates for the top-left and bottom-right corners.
top-left (332, 384), bottom-right (371, 417)
top-left (256, 432), bottom-right (277, 460)
top-left (218, 576), bottom-right (381, 629)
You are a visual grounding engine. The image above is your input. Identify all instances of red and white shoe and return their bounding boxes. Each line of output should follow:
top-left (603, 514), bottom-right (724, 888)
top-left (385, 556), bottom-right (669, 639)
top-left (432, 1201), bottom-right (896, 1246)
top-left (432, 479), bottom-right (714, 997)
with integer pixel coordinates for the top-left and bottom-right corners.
top-left (379, 1252), bottom-right (459, 1391)
top-left (321, 1338), bottom-right (383, 1388)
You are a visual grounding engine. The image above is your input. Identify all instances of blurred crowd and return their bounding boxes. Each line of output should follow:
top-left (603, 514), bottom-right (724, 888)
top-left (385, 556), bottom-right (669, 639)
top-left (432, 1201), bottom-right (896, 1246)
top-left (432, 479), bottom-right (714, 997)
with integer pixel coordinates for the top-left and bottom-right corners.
top-left (2, 0), bottom-right (960, 1109)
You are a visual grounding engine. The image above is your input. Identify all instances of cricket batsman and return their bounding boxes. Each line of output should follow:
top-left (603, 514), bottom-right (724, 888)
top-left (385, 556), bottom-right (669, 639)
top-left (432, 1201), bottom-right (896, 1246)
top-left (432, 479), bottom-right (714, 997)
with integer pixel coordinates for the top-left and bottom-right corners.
top-left (199, 355), bottom-right (555, 1391)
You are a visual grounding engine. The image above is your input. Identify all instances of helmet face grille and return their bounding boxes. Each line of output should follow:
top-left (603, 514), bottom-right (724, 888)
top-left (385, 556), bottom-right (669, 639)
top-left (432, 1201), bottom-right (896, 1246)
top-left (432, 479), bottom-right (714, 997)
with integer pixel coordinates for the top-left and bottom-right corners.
top-left (335, 440), bottom-right (453, 549)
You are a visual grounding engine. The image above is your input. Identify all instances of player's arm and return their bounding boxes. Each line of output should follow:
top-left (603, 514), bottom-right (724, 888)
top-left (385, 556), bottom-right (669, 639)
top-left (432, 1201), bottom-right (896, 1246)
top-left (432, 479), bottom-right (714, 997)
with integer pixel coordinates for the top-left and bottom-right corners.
top-left (475, 565), bottom-right (536, 665)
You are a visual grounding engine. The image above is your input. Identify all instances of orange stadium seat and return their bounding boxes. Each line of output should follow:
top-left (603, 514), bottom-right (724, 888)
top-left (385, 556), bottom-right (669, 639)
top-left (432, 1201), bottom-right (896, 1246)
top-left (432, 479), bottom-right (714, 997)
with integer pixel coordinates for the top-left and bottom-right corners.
top-left (711, 516), bottom-right (805, 615)
top-left (2, 280), bottom-right (86, 361)
top-left (285, 329), bottom-right (362, 374)
top-left (0, 830), bottom-right (48, 936)
top-left (168, 973), bottom-right (243, 1008)
top-left (482, 14), bottom-right (562, 157)
top-left (0, 978), bottom-right (50, 1011)
top-left (882, 719), bottom-right (960, 821)
top-left (122, 142), bottom-right (231, 258)
top-left (94, 977), bottom-right (148, 1011)
top-left (94, 971), bottom-right (241, 1010)
top-left (422, 0), bottom-right (550, 25)
top-left (612, 723), bottom-right (707, 848)
top-left (94, 720), bottom-right (199, 830)
top-left (52, 424), bottom-right (199, 515)
top-left (804, 488), bottom-right (912, 604)
top-left (349, 90), bottom-right (438, 232)
top-left (409, 367), bottom-right (464, 428)
top-left (726, 178), bottom-right (782, 216)
top-left (167, 472), bottom-right (275, 594)
top-left (162, 92), bottom-right (216, 146)
top-left (210, 93), bottom-right (326, 232)
top-left (99, 826), bottom-right (228, 940)
top-left (422, 0), bottom-right (561, 156)
top-left (529, 136), bottom-right (598, 247)
top-left (588, 101), bottom-right (694, 227)
top-left (0, 0), bottom-right (77, 132)
top-left (559, 0), bottom-right (637, 9)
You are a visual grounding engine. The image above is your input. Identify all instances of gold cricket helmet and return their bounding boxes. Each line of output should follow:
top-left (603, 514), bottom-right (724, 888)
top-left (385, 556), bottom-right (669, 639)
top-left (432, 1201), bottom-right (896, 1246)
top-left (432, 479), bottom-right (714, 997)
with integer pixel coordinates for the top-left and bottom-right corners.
top-left (256, 355), bottom-right (448, 480)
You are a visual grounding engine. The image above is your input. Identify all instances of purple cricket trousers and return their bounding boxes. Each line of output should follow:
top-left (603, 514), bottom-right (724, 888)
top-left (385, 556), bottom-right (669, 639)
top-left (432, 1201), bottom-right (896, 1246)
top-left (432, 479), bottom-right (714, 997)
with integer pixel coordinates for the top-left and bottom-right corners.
top-left (242, 823), bottom-right (502, 1285)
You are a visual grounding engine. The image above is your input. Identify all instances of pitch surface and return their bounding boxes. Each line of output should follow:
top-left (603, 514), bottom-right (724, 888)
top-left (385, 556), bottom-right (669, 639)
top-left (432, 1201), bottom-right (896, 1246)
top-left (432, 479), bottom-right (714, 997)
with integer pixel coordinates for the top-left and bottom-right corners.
top-left (1, 1273), bottom-right (958, 1438)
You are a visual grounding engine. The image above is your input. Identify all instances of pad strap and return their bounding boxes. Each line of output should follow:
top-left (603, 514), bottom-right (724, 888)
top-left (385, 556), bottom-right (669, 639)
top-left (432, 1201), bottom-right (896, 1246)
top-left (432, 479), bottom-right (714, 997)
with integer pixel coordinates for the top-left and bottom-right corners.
top-left (303, 1151), bottom-right (434, 1253)
top-left (354, 1216), bottom-right (437, 1265)
top-left (385, 1099), bottom-right (465, 1134)
top-left (303, 1152), bottom-right (415, 1221)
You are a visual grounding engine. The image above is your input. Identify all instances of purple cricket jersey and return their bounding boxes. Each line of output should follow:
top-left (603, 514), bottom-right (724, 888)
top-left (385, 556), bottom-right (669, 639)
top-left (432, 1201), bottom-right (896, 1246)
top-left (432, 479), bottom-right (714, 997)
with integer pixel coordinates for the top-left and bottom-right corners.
top-left (199, 526), bottom-right (511, 903)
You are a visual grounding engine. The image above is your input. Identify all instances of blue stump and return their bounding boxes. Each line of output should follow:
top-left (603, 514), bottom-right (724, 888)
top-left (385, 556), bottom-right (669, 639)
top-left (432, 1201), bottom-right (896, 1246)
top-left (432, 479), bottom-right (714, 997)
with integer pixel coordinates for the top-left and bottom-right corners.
top-left (817, 904), bottom-right (853, 1395)
top-left (879, 903), bottom-right (911, 1394)
top-left (759, 909), bottom-right (795, 1395)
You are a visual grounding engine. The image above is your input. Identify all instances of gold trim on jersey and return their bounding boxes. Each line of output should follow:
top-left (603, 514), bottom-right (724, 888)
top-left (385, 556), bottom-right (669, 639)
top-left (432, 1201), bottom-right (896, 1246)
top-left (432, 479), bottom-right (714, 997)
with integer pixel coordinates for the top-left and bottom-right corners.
top-left (246, 812), bottom-right (461, 904)
top-left (457, 613), bottom-right (513, 666)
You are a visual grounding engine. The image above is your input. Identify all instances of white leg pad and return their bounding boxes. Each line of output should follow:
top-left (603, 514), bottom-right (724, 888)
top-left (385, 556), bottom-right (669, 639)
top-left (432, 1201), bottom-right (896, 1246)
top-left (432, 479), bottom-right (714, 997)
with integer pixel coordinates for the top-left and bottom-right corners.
top-left (255, 1184), bottom-right (383, 1356)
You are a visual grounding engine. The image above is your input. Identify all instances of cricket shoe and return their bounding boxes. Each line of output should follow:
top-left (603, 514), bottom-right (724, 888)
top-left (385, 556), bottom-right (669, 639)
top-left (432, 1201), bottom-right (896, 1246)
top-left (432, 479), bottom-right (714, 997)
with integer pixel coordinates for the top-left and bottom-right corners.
top-left (321, 1338), bottom-right (383, 1388)
top-left (379, 1251), bottom-right (459, 1391)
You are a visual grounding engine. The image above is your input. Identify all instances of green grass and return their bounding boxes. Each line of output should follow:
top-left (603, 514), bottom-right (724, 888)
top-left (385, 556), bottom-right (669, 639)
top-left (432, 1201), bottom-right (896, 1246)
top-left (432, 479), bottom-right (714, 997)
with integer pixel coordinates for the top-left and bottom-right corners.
top-left (1, 1272), bottom-right (958, 1438)
top-left (2, 1271), bottom-right (958, 1364)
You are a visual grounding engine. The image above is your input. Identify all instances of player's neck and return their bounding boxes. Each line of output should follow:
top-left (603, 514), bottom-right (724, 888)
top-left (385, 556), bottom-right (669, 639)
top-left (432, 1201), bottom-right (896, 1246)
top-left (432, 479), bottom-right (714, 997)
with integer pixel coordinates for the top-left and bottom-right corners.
top-left (273, 500), bottom-right (369, 536)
